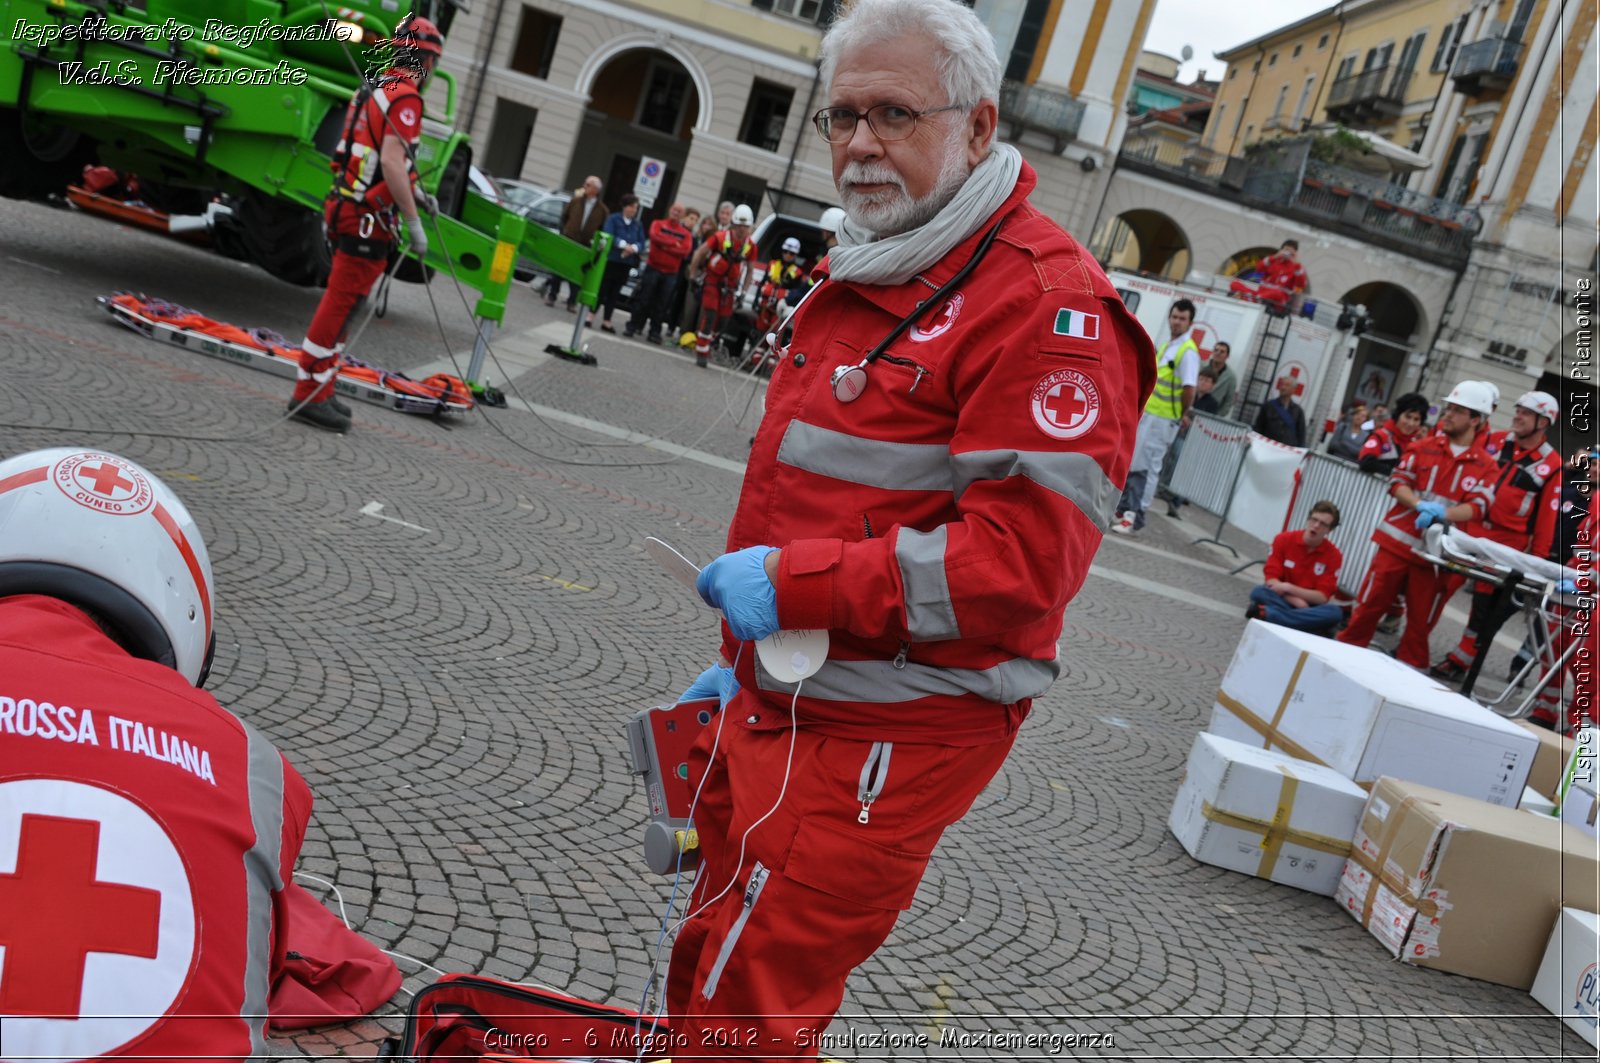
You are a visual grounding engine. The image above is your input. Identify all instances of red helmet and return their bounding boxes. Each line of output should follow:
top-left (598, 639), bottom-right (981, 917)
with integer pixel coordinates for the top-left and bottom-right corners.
top-left (393, 13), bottom-right (443, 60)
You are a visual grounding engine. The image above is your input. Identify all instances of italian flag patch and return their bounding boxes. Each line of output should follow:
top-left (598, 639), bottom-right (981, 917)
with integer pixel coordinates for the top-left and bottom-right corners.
top-left (1054, 308), bottom-right (1100, 340)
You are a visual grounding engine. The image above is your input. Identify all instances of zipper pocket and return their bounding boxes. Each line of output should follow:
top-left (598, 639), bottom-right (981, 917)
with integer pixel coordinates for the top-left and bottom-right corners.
top-left (857, 741), bottom-right (893, 824)
top-left (702, 862), bottom-right (771, 999)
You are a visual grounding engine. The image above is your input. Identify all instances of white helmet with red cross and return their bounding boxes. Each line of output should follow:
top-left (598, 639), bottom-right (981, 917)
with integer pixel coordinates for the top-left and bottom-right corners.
top-left (0, 448), bottom-right (215, 685)
top-left (1515, 390), bottom-right (1559, 423)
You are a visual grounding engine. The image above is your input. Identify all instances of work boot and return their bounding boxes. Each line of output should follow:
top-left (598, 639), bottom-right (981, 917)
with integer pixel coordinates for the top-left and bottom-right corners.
top-left (328, 394), bottom-right (352, 417)
top-left (1428, 658), bottom-right (1468, 682)
top-left (288, 398), bottom-right (351, 434)
top-left (696, 355), bottom-right (708, 368)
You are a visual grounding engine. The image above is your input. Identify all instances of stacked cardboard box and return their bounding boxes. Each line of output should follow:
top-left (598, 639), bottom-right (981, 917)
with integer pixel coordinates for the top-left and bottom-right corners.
top-left (1169, 733), bottom-right (1368, 896)
top-left (1334, 776), bottom-right (1600, 990)
top-left (1208, 621), bottom-right (1537, 804)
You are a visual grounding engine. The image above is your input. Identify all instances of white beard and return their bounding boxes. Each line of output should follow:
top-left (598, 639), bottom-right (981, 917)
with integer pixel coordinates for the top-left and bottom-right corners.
top-left (838, 125), bottom-right (972, 238)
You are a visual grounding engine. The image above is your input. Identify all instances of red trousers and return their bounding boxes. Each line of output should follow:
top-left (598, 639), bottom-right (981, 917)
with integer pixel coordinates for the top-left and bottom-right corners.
top-left (293, 203), bottom-right (391, 403)
top-left (1531, 601), bottom-right (1599, 731)
top-left (665, 705), bottom-right (1013, 1060)
top-left (1338, 548), bottom-right (1446, 668)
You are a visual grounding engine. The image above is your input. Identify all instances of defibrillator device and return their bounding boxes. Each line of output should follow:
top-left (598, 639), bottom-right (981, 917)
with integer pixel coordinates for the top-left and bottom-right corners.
top-left (624, 697), bottom-right (719, 875)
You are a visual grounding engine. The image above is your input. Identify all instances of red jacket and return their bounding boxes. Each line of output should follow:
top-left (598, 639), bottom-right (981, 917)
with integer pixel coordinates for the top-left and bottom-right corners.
top-left (645, 218), bottom-right (694, 273)
top-left (1476, 439), bottom-right (1562, 553)
top-left (1257, 251), bottom-right (1307, 293)
top-left (330, 70), bottom-right (423, 211)
top-left (1265, 531), bottom-right (1342, 598)
top-left (723, 164), bottom-right (1155, 745)
top-left (1357, 417), bottom-right (1422, 470)
top-left (0, 595), bottom-right (311, 1060)
top-left (1373, 434), bottom-right (1498, 559)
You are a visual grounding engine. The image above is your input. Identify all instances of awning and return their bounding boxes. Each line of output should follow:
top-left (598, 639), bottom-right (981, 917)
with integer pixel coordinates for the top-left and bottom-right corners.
top-left (1337, 128), bottom-right (1432, 173)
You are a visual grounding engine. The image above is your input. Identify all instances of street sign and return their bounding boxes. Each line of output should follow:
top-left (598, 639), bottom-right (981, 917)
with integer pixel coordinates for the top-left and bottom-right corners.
top-left (633, 156), bottom-right (665, 208)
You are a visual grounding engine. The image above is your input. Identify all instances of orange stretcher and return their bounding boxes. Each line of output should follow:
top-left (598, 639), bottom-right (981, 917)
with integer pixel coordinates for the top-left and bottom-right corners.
top-left (97, 292), bottom-right (474, 416)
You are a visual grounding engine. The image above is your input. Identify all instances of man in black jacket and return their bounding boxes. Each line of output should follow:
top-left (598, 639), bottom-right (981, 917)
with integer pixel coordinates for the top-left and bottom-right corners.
top-left (1255, 375), bottom-right (1307, 447)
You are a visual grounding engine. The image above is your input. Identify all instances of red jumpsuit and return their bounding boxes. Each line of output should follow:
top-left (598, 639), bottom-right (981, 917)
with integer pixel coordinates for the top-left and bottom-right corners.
top-left (294, 71), bottom-right (424, 404)
top-left (665, 163), bottom-right (1155, 1057)
top-left (0, 594), bottom-right (311, 1060)
top-left (1337, 434), bottom-right (1497, 667)
top-left (1441, 440), bottom-right (1563, 669)
top-left (694, 230), bottom-right (756, 364)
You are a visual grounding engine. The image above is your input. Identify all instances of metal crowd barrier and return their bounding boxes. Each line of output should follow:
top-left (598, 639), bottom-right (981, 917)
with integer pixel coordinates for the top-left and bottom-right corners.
top-left (1283, 452), bottom-right (1393, 598)
top-left (1168, 411), bottom-right (1252, 516)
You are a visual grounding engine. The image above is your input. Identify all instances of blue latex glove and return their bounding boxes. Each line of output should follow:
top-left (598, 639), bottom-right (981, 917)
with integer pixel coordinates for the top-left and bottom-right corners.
top-left (1413, 501), bottom-right (1448, 529)
top-left (1556, 579), bottom-right (1579, 595)
top-left (696, 545), bottom-right (780, 641)
top-left (678, 664), bottom-right (739, 710)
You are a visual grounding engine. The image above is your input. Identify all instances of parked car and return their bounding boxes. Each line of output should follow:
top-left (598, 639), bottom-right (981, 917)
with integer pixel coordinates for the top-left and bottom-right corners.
top-left (495, 178), bottom-right (570, 283)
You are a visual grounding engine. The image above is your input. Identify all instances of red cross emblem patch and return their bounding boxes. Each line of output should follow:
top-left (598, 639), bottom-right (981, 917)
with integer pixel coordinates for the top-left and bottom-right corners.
top-left (1031, 368), bottom-right (1100, 441)
top-left (910, 294), bottom-right (962, 343)
top-left (51, 452), bottom-right (154, 516)
top-left (0, 778), bottom-right (196, 1055)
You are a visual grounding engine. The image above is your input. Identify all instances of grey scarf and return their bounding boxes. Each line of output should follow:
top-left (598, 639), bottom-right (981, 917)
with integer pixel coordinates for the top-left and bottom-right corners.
top-left (828, 143), bottom-right (1022, 286)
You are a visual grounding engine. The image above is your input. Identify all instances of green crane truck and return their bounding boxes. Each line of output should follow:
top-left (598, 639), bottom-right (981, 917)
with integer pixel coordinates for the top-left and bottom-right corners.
top-left (0, 0), bottom-right (605, 349)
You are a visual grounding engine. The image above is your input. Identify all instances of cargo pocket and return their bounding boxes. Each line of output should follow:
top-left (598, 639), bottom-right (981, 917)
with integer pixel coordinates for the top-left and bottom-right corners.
top-left (701, 862), bottom-right (771, 1000)
top-left (784, 816), bottom-right (931, 912)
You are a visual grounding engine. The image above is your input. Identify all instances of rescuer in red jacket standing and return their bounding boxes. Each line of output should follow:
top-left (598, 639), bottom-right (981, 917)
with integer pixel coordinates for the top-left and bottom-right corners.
top-left (288, 14), bottom-right (443, 434)
top-left (1337, 380), bottom-right (1501, 667)
top-left (0, 448), bottom-right (311, 1060)
top-left (662, 0), bottom-right (1155, 1055)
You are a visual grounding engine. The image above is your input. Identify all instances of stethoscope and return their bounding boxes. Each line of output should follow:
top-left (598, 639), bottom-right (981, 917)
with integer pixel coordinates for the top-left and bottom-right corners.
top-left (827, 216), bottom-right (1007, 403)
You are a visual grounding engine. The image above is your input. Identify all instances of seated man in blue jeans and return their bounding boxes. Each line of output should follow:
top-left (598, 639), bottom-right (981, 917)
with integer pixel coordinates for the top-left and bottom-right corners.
top-left (1248, 500), bottom-right (1345, 634)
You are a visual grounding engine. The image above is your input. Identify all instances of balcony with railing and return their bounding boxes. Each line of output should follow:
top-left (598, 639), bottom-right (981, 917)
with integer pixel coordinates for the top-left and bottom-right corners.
top-left (1325, 65), bottom-right (1412, 123)
top-left (998, 80), bottom-right (1087, 152)
top-left (1451, 37), bottom-right (1521, 95)
top-left (1117, 137), bottom-right (1480, 267)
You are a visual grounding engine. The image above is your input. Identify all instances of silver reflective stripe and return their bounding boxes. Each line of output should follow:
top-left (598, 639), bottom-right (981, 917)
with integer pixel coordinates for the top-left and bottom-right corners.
top-left (755, 653), bottom-right (1058, 704)
top-left (776, 420), bottom-right (954, 493)
top-left (896, 526), bottom-right (959, 639)
top-left (1376, 520), bottom-right (1420, 551)
top-left (241, 722), bottom-right (287, 1053)
top-left (953, 449), bottom-right (1121, 529)
top-left (702, 863), bottom-right (770, 1000)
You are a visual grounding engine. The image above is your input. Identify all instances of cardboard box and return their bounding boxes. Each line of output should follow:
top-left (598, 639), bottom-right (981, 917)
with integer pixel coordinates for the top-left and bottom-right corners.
top-left (1168, 733), bottom-right (1367, 896)
top-left (1335, 776), bottom-right (1600, 990)
top-left (1563, 781), bottom-right (1600, 840)
top-left (1516, 720), bottom-right (1575, 802)
top-left (1530, 907), bottom-right (1600, 1048)
top-left (1521, 786), bottom-right (1558, 817)
top-left (1210, 621), bottom-right (1537, 805)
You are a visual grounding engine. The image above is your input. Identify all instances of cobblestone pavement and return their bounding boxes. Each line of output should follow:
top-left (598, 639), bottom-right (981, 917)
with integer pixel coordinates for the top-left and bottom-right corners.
top-left (0, 198), bottom-right (1582, 1060)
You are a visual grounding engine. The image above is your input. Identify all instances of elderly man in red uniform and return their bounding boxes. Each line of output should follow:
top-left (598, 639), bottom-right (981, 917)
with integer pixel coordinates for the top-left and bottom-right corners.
top-left (663, 0), bottom-right (1154, 1055)
top-left (1338, 381), bottom-right (1500, 668)
top-left (0, 448), bottom-right (311, 1059)
top-left (287, 14), bottom-right (442, 434)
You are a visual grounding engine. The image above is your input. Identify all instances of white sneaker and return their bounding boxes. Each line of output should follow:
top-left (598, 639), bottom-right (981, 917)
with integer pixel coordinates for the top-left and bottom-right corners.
top-left (1109, 512), bottom-right (1134, 535)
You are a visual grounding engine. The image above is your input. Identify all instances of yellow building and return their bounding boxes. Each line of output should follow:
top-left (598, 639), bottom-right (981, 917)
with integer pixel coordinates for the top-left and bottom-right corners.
top-left (1176, 0), bottom-right (1595, 426)
top-left (1204, 0), bottom-right (1473, 168)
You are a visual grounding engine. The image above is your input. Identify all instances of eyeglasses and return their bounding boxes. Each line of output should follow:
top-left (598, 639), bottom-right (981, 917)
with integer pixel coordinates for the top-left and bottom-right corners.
top-left (812, 103), bottom-right (967, 143)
